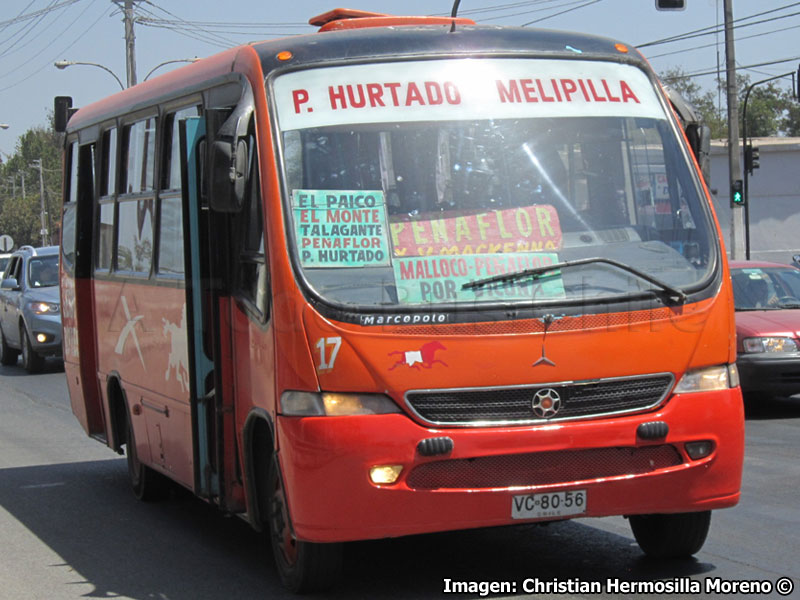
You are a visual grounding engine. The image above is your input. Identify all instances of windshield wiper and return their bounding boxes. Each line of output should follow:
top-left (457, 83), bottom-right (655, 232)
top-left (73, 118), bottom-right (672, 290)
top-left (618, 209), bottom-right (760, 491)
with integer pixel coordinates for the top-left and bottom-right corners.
top-left (461, 256), bottom-right (688, 305)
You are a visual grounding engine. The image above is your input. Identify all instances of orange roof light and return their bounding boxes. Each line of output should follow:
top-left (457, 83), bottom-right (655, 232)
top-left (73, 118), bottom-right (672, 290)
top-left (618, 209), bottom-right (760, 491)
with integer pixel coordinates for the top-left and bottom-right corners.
top-left (277, 51), bottom-right (293, 61)
top-left (614, 43), bottom-right (629, 54)
top-left (309, 8), bottom-right (475, 32)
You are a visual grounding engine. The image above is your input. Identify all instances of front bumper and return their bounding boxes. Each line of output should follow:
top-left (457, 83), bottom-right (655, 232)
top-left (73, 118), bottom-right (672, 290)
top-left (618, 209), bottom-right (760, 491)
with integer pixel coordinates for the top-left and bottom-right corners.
top-left (736, 352), bottom-right (800, 397)
top-left (25, 313), bottom-right (62, 357)
top-left (276, 389), bottom-right (744, 543)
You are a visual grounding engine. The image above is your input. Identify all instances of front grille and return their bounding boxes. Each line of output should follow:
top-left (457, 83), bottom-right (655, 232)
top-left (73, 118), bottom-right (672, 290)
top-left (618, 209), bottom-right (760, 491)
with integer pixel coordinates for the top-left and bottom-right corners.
top-left (406, 445), bottom-right (684, 490)
top-left (405, 374), bottom-right (674, 426)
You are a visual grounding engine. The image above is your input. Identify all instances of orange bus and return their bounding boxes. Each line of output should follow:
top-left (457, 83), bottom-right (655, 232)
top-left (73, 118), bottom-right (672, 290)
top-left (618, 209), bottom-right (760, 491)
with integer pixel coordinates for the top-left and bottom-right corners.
top-left (57, 8), bottom-right (744, 592)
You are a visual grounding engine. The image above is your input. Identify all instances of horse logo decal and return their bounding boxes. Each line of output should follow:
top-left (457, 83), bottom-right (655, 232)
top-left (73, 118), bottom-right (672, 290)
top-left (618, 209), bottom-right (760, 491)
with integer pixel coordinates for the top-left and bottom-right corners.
top-left (163, 304), bottom-right (190, 393)
top-left (388, 341), bottom-right (447, 370)
top-left (114, 296), bottom-right (146, 370)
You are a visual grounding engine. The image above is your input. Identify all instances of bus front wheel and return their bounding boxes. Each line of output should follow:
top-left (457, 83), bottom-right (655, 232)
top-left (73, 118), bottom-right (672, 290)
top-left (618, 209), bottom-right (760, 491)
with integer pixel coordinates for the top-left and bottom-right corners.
top-left (266, 454), bottom-right (342, 593)
top-left (629, 510), bottom-right (711, 558)
top-left (123, 406), bottom-right (169, 501)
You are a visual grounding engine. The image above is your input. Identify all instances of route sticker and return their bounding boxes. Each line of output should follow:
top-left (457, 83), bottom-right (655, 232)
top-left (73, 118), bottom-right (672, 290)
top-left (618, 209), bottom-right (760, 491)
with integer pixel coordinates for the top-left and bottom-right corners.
top-left (393, 252), bottom-right (565, 304)
top-left (390, 205), bottom-right (562, 258)
top-left (292, 189), bottom-right (391, 267)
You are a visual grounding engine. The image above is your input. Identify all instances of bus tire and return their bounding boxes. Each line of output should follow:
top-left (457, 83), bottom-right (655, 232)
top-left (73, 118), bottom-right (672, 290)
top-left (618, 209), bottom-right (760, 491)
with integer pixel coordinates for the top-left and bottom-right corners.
top-left (124, 405), bottom-right (170, 502)
top-left (265, 454), bottom-right (342, 593)
top-left (629, 510), bottom-right (711, 558)
top-left (0, 326), bottom-right (19, 366)
top-left (20, 324), bottom-right (44, 373)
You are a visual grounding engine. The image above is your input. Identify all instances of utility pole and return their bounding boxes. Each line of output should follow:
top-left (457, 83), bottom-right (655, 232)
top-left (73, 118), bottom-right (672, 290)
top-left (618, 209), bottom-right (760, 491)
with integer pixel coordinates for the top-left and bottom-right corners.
top-left (724, 0), bottom-right (744, 260)
top-left (115, 0), bottom-right (139, 87)
top-left (30, 159), bottom-right (47, 246)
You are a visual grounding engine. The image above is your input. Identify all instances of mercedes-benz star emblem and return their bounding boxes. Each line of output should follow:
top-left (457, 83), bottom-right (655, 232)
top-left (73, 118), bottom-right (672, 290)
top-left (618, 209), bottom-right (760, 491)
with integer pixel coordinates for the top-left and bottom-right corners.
top-left (532, 388), bottom-right (562, 419)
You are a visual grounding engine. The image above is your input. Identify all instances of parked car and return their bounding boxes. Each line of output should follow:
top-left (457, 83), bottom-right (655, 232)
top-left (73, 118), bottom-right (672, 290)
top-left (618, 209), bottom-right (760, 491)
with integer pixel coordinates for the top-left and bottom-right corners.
top-left (730, 261), bottom-right (800, 401)
top-left (0, 245), bottom-right (62, 373)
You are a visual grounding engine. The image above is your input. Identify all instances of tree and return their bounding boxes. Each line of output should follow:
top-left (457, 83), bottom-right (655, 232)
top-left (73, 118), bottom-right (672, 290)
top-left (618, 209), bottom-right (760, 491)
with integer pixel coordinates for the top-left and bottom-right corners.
top-left (660, 67), bottom-right (727, 137)
top-left (659, 68), bottom-right (796, 139)
top-left (739, 76), bottom-right (792, 138)
top-left (0, 193), bottom-right (41, 247)
top-left (780, 89), bottom-right (800, 136)
top-left (0, 113), bottom-right (64, 248)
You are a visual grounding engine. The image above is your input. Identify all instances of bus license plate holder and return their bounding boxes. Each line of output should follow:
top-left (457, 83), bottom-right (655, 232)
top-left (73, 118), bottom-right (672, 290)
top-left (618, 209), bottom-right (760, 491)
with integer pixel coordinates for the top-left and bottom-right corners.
top-left (511, 489), bottom-right (587, 520)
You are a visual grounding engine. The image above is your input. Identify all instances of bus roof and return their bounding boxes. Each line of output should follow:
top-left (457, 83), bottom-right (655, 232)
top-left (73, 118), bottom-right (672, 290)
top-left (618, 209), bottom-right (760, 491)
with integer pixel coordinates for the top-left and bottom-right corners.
top-left (65, 12), bottom-right (644, 134)
top-left (252, 23), bottom-right (639, 72)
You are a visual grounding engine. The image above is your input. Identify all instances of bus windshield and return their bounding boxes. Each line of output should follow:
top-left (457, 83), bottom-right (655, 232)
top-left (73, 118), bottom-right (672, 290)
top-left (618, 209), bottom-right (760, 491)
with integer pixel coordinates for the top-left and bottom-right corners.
top-left (274, 58), bottom-right (715, 309)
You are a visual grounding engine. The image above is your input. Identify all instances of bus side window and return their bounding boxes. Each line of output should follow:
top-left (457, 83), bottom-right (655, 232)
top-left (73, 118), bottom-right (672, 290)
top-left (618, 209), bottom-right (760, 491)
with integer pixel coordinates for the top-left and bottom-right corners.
top-left (64, 142), bottom-right (96, 274)
top-left (62, 141), bottom-right (79, 271)
top-left (117, 117), bottom-right (156, 275)
top-left (157, 106), bottom-right (199, 278)
top-left (96, 127), bottom-right (117, 273)
top-left (235, 132), bottom-right (268, 319)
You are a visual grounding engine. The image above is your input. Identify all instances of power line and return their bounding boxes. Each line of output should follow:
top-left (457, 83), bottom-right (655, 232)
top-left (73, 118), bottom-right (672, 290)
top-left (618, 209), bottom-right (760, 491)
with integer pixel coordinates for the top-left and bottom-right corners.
top-left (522, 0), bottom-right (602, 26)
top-left (457, 0), bottom-right (590, 22)
top-left (638, 1), bottom-right (800, 48)
top-left (0, 1), bottom-right (111, 93)
top-left (662, 54), bottom-right (800, 81)
top-left (646, 21), bottom-right (800, 61)
top-left (0, 0), bottom-right (60, 56)
top-left (139, 1), bottom-right (238, 48)
top-left (0, 0), bottom-right (82, 28)
top-left (0, 0), bottom-right (37, 34)
top-left (0, 0), bottom-right (78, 61)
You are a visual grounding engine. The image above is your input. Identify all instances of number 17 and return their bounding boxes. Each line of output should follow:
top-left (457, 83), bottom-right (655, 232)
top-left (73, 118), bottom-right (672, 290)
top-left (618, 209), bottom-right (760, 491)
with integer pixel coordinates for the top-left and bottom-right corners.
top-left (316, 336), bottom-right (342, 371)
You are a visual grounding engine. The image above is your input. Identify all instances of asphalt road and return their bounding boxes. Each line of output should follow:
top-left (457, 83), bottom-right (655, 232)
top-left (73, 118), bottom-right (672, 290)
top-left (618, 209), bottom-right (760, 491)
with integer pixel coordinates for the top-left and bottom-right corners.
top-left (1, 360), bottom-right (798, 599)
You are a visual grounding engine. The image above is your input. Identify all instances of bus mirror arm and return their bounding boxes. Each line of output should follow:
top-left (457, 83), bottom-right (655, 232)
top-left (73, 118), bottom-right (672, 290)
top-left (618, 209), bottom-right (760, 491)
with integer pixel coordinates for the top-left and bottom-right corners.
top-left (687, 124), bottom-right (711, 186)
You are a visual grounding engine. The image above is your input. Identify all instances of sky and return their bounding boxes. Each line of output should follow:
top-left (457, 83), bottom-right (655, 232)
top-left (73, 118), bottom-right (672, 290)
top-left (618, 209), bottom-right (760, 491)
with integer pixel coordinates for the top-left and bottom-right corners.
top-left (2, 0), bottom-right (800, 157)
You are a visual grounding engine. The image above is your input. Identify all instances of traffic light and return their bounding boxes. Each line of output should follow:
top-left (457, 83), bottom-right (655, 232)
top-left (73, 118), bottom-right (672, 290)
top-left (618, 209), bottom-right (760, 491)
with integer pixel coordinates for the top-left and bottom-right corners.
top-left (731, 179), bottom-right (745, 207)
top-left (655, 0), bottom-right (686, 9)
top-left (745, 145), bottom-right (760, 174)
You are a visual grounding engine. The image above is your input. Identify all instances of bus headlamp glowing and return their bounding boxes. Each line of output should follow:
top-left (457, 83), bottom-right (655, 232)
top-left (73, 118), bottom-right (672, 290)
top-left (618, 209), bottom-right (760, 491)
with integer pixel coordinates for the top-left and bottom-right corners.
top-left (28, 301), bottom-right (59, 314)
top-left (674, 365), bottom-right (738, 393)
top-left (280, 391), bottom-right (400, 416)
top-left (369, 465), bottom-right (403, 485)
top-left (742, 337), bottom-right (798, 353)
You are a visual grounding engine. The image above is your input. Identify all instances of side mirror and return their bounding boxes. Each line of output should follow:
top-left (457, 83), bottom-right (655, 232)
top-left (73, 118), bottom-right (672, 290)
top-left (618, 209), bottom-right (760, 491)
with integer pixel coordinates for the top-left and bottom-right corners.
top-left (210, 136), bottom-right (248, 212)
top-left (207, 84), bottom-right (254, 213)
top-left (694, 125), bottom-right (711, 186)
top-left (1, 278), bottom-right (20, 291)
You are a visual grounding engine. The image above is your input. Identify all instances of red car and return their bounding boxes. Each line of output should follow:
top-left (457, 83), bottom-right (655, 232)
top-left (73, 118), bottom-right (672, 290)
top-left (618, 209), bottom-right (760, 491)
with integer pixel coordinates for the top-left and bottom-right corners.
top-left (730, 261), bottom-right (800, 401)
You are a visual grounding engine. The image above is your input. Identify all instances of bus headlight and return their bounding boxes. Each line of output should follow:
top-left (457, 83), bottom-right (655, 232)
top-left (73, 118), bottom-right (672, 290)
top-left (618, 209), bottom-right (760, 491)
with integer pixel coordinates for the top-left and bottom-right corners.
top-left (742, 337), bottom-right (798, 353)
top-left (369, 465), bottom-right (403, 485)
top-left (280, 391), bottom-right (401, 416)
top-left (674, 365), bottom-right (738, 393)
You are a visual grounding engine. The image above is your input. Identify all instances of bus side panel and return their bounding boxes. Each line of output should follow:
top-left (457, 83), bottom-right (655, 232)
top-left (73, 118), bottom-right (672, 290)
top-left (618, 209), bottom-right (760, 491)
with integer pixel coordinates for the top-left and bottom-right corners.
top-left (93, 279), bottom-right (194, 487)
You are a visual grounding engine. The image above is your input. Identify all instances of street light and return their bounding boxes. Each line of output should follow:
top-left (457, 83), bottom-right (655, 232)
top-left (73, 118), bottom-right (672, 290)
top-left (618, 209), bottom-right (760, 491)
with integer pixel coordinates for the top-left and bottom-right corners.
top-left (0, 124), bottom-right (9, 130)
top-left (143, 58), bottom-right (199, 81)
top-left (54, 60), bottom-right (125, 90)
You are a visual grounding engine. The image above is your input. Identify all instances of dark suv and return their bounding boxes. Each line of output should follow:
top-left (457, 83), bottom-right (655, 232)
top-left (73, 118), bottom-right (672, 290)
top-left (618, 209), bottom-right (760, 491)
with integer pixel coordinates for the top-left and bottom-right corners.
top-left (0, 245), bottom-right (62, 373)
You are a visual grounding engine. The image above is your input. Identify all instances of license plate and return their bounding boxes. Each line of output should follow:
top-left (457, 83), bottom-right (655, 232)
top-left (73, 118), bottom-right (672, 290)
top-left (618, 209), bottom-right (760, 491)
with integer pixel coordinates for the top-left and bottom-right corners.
top-left (511, 489), bottom-right (587, 520)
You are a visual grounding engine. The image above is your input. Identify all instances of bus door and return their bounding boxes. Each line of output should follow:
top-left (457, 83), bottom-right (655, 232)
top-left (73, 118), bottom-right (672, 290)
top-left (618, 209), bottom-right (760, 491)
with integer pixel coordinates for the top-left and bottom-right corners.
top-left (63, 140), bottom-right (106, 440)
top-left (179, 114), bottom-right (224, 501)
top-left (178, 86), bottom-right (253, 510)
